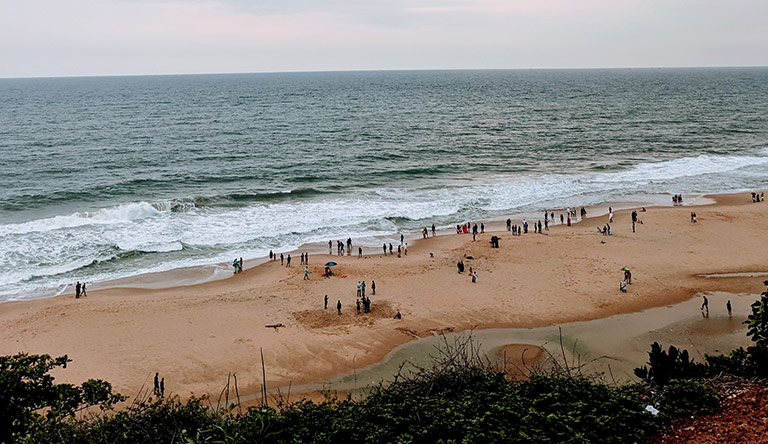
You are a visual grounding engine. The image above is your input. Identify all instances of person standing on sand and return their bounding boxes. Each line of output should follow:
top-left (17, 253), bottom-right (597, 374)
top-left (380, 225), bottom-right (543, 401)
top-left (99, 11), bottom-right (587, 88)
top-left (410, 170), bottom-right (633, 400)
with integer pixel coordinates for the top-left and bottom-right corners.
top-left (472, 271), bottom-right (477, 283)
top-left (397, 245), bottom-right (401, 257)
top-left (727, 300), bottom-right (732, 316)
top-left (371, 280), bottom-right (376, 295)
top-left (160, 378), bottom-right (165, 398)
top-left (361, 281), bottom-right (366, 297)
top-left (300, 253), bottom-right (304, 265)
top-left (400, 234), bottom-right (404, 244)
top-left (404, 243), bottom-right (408, 255)
top-left (506, 219), bottom-right (511, 231)
top-left (324, 294), bottom-right (328, 310)
top-left (383, 243), bottom-right (387, 255)
top-left (538, 220), bottom-right (542, 233)
top-left (481, 223), bottom-right (485, 233)
top-left (356, 299), bottom-right (361, 314)
top-left (304, 267), bottom-right (310, 280)
top-left (286, 254), bottom-right (291, 267)
top-left (632, 210), bottom-right (638, 232)
top-left (305, 253), bottom-right (308, 265)
top-left (328, 241), bottom-right (332, 254)
top-left (337, 300), bottom-right (342, 315)
top-left (280, 253), bottom-right (284, 266)
top-left (359, 247), bottom-right (363, 258)
top-left (609, 211), bottom-right (613, 223)
top-left (357, 282), bottom-right (361, 297)
top-left (432, 224), bottom-right (436, 236)
top-left (701, 295), bottom-right (709, 317)
top-left (154, 373), bottom-right (159, 396)
top-left (544, 219), bottom-right (549, 231)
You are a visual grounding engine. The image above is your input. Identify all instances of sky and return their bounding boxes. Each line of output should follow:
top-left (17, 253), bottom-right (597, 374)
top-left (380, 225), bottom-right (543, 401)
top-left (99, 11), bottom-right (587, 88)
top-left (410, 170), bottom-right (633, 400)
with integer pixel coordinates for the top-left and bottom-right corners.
top-left (0, 0), bottom-right (767, 78)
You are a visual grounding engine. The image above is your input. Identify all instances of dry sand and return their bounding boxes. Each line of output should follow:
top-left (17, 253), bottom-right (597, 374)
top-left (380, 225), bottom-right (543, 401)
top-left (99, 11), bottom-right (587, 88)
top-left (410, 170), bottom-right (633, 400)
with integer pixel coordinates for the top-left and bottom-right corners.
top-left (1, 192), bottom-right (767, 400)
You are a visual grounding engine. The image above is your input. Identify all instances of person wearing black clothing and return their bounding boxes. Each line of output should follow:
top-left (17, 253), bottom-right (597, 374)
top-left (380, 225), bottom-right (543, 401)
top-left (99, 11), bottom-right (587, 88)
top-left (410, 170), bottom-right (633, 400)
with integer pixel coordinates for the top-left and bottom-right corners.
top-left (337, 300), bottom-right (342, 315)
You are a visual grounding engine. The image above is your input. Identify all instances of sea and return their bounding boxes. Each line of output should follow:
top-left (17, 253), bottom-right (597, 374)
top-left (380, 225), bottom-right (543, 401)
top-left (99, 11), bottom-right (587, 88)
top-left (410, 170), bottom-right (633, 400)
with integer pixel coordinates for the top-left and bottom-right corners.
top-left (1, 68), bottom-right (767, 301)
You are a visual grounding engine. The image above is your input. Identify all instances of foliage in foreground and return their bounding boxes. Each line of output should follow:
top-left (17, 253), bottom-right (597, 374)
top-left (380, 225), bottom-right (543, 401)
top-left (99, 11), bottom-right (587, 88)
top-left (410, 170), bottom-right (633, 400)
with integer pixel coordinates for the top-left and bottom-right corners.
top-left (4, 337), bottom-right (718, 444)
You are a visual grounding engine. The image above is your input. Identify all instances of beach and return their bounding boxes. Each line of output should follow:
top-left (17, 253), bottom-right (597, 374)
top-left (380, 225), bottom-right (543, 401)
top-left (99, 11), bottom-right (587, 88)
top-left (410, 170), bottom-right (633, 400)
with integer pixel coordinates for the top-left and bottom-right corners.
top-left (1, 192), bottom-right (767, 400)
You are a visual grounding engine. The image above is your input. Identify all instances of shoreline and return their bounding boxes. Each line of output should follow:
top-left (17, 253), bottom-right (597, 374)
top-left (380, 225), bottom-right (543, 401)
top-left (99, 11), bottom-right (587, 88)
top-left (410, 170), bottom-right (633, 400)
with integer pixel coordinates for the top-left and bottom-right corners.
top-left (6, 192), bottom-right (715, 303)
top-left (1, 190), bottom-right (766, 403)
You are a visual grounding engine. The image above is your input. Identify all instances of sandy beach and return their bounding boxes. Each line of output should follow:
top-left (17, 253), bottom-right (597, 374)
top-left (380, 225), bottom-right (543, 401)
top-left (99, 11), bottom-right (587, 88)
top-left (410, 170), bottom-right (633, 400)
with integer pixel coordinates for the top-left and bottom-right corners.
top-left (1, 192), bottom-right (767, 400)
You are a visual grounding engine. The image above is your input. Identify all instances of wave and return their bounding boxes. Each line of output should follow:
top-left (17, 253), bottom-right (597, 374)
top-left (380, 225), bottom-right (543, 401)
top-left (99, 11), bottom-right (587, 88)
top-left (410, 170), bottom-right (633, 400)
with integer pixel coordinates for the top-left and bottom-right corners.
top-left (2, 149), bottom-right (768, 300)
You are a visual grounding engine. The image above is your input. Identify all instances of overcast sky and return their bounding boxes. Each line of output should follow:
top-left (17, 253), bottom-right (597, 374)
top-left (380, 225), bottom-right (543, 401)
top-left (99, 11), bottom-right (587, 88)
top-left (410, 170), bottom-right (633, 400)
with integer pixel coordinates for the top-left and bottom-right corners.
top-left (1, 0), bottom-right (767, 78)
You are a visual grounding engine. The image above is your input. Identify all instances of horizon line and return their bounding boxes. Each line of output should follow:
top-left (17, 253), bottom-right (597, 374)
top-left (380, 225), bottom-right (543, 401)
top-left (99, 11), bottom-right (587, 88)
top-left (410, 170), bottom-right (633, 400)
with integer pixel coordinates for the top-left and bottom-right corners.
top-left (2, 64), bottom-right (767, 81)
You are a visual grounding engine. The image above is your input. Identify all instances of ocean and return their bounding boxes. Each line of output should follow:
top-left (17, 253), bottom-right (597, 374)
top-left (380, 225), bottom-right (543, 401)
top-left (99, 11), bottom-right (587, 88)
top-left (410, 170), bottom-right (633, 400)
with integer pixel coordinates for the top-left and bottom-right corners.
top-left (1, 68), bottom-right (767, 301)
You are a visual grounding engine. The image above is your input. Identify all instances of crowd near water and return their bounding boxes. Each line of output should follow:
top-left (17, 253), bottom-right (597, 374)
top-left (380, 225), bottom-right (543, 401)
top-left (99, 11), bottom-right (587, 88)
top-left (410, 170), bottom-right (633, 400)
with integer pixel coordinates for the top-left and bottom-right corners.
top-left (2, 69), bottom-right (768, 301)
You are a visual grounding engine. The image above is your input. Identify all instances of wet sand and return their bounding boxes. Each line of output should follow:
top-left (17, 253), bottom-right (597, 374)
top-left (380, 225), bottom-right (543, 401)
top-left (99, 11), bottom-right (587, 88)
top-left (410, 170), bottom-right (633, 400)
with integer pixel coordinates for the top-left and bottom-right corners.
top-left (1, 191), bottom-right (766, 401)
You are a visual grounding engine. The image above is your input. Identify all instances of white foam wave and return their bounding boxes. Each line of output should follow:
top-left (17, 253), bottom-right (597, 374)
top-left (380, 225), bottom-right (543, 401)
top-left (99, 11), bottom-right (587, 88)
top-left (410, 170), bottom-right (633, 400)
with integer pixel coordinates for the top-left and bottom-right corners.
top-left (1, 150), bottom-right (767, 300)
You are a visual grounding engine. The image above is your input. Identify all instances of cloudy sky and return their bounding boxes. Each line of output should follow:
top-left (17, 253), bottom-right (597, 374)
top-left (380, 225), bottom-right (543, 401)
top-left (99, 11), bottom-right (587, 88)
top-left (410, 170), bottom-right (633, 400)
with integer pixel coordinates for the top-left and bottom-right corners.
top-left (1, 0), bottom-right (766, 77)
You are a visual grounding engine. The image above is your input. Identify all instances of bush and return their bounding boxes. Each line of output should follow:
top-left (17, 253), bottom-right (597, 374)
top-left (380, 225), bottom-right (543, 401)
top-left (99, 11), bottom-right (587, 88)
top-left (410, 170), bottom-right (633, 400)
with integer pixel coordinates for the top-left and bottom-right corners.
top-left (656, 379), bottom-right (720, 419)
top-left (633, 342), bottom-right (706, 385)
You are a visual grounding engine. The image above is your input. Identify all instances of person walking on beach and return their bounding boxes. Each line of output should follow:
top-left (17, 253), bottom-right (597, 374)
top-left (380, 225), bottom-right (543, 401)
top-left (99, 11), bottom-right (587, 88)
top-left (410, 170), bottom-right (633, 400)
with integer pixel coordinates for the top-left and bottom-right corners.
top-left (361, 281), bottom-right (366, 297)
top-left (404, 243), bottom-right (408, 255)
top-left (609, 211), bottom-right (614, 223)
top-left (356, 299), bottom-right (361, 314)
top-left (538, 220), bottom-right (542, 234)
top-left (397, 245), bottom-right (401, 257)
top-left (506, 218), bottom-right (512, 231)
top-left (81, 282), bottom-right (87, 297)
top-left (432, 224), bottom-right (436, 236)
top-left (300, 253), bottom-right (304, 265)
top-left (383, 243), bottom-right (387, 255)
top-left (337, 300), bottom-right (342, 315)
top-left (356, 281), bottom-right (362, 297)
top-left (154, 372), bottom-right (159, 396)
top-left (324, 294), bottom-right (328, 310)
top-left (269, 250), bottom-right (273, 261)
top-left (305, 253), bottom-right (308, 265)
top-left (286, 254), bottom-right (291, 267)
top-left (304, 267), bottom-right (310, 280)
top-left (701, 295), bottom-right (709, 317)
top-left (328, 240), bottom-right (332, 254)
top-left (727, 300), bottom-right (732, 316)
top-left (358, 247), bottom-right (363, 258)
top-left (400, 234), bottom-right (404, 244)
top-left (632, 210), bottom-right (638, 232)
top-left (480, 223), bottom-right (485, 233)
top-left (371, 280), bottom-right (376, 295)
top-left (280, 253), bottom-right (284, 266)
top-left (472, 271), bottom-right (477, 283)
top-left (160, 378), bottom-right (165, 398)
top-left (560, 214), bottom-right (564, 224)
top-left (389, 243), bottom-right (393, 255)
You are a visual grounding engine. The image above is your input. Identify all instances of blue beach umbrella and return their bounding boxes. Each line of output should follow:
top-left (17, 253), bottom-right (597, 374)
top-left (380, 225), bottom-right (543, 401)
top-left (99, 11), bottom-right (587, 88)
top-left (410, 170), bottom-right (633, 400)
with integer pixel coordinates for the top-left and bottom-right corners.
top-left (325, 261), bottom-right (337, 267)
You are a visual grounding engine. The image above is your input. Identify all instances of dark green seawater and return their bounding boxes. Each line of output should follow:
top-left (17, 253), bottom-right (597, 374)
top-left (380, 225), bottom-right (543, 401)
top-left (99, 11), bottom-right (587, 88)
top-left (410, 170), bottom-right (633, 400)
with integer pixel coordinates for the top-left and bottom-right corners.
top-left (1, 68), bottom-right (767, 300)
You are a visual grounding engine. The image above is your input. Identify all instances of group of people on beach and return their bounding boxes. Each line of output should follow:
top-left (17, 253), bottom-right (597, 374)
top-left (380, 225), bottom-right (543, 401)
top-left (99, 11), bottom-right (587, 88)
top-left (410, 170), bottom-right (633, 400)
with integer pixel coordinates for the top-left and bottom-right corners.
top-left (752, 192), bottom-right (764, 202)
top-left (421, 225), bottom-right (436, 239)
top-left (672, 194), bottom-right (684, 205)
top-left (701, 295), bottom-right (733, 319)
top-left (232, 257), bottom-right (244, 273)
top-left (74, 281), bottom-right (87, 299)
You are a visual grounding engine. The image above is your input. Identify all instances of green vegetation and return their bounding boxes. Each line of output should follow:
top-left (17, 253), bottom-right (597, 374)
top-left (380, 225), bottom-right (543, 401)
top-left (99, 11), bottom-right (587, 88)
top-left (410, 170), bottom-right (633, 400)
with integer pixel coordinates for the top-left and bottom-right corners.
top-left (4, 281), bottom-right (768, 443)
